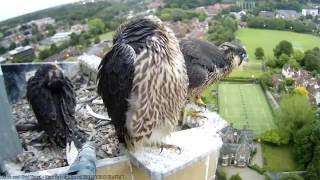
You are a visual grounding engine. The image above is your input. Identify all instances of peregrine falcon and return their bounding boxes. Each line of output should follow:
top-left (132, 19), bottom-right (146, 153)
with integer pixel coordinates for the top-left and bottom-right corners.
top-left (27, 64), bottom-right (86, 149)
top-left (180, 39), bottom-right (247, 107)
top-left (97, 16), bottom-right (188, 151)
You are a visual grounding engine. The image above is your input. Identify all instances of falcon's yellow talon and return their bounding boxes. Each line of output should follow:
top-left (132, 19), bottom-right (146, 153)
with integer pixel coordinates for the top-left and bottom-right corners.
top-left (195, 95), bottom-right (206, 108)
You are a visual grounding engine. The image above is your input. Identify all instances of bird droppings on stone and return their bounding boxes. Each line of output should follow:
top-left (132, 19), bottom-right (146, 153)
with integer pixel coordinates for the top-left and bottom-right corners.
top-left (10, 74), bottom-right (121, 173)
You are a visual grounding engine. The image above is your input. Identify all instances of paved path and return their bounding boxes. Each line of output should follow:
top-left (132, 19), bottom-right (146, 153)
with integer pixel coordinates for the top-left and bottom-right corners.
top-left (252, 143), bottom-right (264, 167)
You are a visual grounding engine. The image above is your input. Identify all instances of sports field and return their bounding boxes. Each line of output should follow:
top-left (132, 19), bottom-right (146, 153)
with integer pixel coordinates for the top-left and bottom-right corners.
top-left (230, 28), bottom-right (320, 78)
top-left (236, 28), bottom-right (320, 62)
top-left (218, 82), bottom-right (275, 134)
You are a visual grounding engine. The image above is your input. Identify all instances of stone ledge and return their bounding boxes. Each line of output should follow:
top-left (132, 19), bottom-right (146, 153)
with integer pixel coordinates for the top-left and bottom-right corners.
top-left (129, 122), bottom-right (224, 180)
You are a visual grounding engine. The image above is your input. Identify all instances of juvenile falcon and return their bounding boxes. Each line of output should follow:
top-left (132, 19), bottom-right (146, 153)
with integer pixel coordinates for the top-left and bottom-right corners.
top-left (27, 64), bottom-right (86, 149)
top-left (97, 16), bottom-right (188, 150)
top-left (180, 39), bottom-right (247, 107)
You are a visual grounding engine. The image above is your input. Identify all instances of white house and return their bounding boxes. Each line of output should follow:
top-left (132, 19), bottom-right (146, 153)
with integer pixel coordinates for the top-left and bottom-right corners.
top-left (282, 65), bottom-right (295, 78)
top-left (302, 8), bottom-right (319, 16)
top-left (51, 32), bottom-right (72, 44)
top-left (230, 10), bottom-right (246, 20)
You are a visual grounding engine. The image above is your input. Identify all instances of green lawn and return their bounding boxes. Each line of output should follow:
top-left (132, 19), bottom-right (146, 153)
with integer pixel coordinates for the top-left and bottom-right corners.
top-left (228, 69), bottom-right (263, 78)
top-left (230, 28), bottom-right (320, 78)
top-left (218, 82), bottom-right (275, 135)
top-left (0, 32), bottom-right (3, 38)
top-left (262, 143), bottom-right (299, 172)
top-left (236, 28), bottom-right (320, 62)
top-left (201, 84), bottom-right (218, 111)
top-left (99, 31), bottom-right (115, 41)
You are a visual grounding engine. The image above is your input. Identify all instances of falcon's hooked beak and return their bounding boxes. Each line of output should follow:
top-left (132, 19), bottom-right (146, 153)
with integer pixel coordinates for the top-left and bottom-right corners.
top-left (239, 51), bottom-right (248, 65)
top-left (219, 42), bottom-right (247, 66)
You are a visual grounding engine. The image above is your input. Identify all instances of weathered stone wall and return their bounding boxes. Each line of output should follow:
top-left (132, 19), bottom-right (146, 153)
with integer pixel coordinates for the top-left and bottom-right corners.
top-left (0, 67), bottom-right (22, 162)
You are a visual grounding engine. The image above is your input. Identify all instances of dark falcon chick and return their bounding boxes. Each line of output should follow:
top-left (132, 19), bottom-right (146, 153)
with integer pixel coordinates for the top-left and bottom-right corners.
top-left (27, 64), bottom-right (86, 149)
top-left (180, 39), bottom-right (247, 107)
top-left (97, 16), bottom-right (188, 151)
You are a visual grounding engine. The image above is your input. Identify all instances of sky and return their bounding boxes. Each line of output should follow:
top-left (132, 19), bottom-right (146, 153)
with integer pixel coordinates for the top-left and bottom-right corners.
top-left (0, 0), bottom-right (81, 22)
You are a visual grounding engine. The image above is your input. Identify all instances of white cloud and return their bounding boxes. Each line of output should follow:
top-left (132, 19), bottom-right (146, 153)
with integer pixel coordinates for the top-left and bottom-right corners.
top-left (0, 0), bottom-right (80, 22)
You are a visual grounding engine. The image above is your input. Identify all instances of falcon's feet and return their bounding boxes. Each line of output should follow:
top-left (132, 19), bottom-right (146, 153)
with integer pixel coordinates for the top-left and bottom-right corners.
top-left (160, 143), bottom-right (182, 154)
top-left (185, 109), bottom-right (207, 119)
top-left (195, 95), bottom-right (206, 109)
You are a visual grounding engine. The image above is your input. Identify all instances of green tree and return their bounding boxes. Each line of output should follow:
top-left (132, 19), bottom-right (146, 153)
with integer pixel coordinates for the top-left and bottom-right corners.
top-left (70, 33), bottom-right (80, 46)
top-left (287, 58), bottom-right (300, 70)
top-left (277, 54), bottom-right (290, 68)
top-left (260, 129), bottom-right (290, 145)
top-left (21, 39), bottom-right (30, 46)
top-left (88, 18), bottom-right (105, 35)
top-left (306, 122), bottom-right (320, 180)
top-left (306, 145), bottom-right (320, 180)
top-left (45, 24), bottom-right (56, 36)
top-left (274, 40), bottom-right (293, 58)
top-left (8, 42), bottom-right (16, 50)
top-left (292, 50), bottom-right (305, 66)
top-left (293, 122), bottom-right (320, 179)
top-left (217, 170), bottom-right (227, 180)
top-left (285, 78), bottom-right (294, 86)
top-left (294, 123), bottom-right (314, 168)
top-left (275, 94), bottom-right (316, 138)
top-left (0, 46), bottom-right (6, 55)
top-left (50, 44), bottom-right (58, 54)
top-left (266, 59), bottom-right (277, 68)
top-left (229, 174), bottom-right (242, 180)
top-left (304, 48), bottom-right (320, 73)
top-left (207, 16), bottom-right (237, 45)
top-left (255, 47), bottom-right (265, 60)
top-left (38, 49), bottom-right (51, 60)
top-left (260, 72), bottom-right (273, 88)
top-left (158, 8), bottom-right (207, 22)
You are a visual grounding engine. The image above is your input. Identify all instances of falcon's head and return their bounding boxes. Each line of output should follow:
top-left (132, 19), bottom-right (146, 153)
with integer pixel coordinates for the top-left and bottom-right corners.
top-left (37, 64), bottom-right (65, 89)
top-left (219, 42), bottom-right (247, 67)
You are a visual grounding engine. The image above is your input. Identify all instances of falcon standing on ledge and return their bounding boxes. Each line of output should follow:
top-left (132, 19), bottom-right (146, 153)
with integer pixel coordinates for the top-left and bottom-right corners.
top-left (27, 64), bottom-right (86, 149)
top-left (97, 16), bottom-right (188, 150)
top-left (180, 39), bottom-right (247, 107)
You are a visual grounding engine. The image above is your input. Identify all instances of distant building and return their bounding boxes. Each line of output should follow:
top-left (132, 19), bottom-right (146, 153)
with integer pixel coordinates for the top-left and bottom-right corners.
top-left (219, 126), bottom-right (255, 167)
top-left (71, 24), bottom-right (89, 34)
top-left (194, 7), bottom-right (208, 15)
top-left (276, 10), bottom-right (301, 20)
top-left (236, 0), bottom-right (256, 10)
top-left (86, 40), bottom-right (112, 58)
top-left (44, 47), bottom-right (82, 62)
top-left (282, 65), bottom-right (320, 105)
top-left (28, 17), bottom-right (55, 30)
top-left (259, 11), bottom-right (275, 18)
top-left (8, 46), bottom-right (35, 61)
top-left (0, 57), bottom-right (6, 64)
top-left (51, 32), bottom-right (72, 44)
top-left (230, 10), bottom-right (246, 20)
top-left (302, 8), bottom-right (320, 17)
top-left (205, 3), bottom-right (234, 16)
